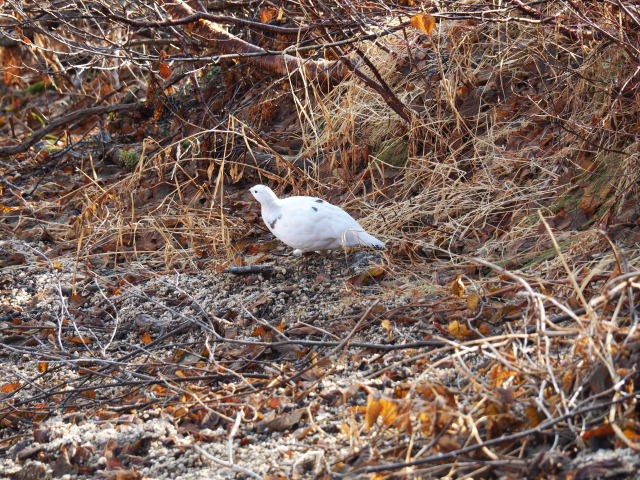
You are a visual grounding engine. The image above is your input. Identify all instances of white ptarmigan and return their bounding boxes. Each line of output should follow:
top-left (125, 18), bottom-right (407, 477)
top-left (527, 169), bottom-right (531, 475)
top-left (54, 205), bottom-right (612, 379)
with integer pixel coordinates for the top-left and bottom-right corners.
top-left (250, 184), bottom-right (385, 254)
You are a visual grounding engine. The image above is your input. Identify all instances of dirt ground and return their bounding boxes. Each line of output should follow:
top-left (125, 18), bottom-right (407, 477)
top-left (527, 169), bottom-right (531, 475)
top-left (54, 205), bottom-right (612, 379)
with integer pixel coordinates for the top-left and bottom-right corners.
top-left (0, 237), bottom-right (443, 479)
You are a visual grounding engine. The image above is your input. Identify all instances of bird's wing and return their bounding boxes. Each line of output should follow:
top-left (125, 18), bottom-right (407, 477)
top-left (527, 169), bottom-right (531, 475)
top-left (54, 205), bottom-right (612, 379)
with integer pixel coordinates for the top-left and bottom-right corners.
top-left (273, 196), bottom-right (366, 251)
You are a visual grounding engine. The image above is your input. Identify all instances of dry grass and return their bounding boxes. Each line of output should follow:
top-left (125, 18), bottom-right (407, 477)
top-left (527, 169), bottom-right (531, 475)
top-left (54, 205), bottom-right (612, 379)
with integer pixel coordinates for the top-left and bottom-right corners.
top-left (46, 4), bottom-right (638, 277)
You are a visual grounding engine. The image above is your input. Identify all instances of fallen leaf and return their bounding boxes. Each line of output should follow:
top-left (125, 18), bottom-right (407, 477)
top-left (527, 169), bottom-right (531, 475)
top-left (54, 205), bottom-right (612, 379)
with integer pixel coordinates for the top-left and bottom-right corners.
top-left (582, 423), bottom-right (614, 440)
top-left (1, 381), bottom-right (21, 393)
top-left (0, 252), bottom-right (25, 267)
top-left (466, 292), bottom-right (480, 311)
top-left (347, 266), bottom-right (386, 287)
top-left (68, 336), bottom-right (93, 345)
top-left (380, 319), bottom-right (393, 341)
top-left (447, 320), bottom-right (473, 340)
top-left (379, 398), bottom-right (399, 426)
top-left (257, 408), bottom-right (305, 432)
top-left (365, 394), bottom-right (382, 430)
top-left (69, 293), bottom-right (87, 307)
top-left (158, 62), bottom-right (172, 80)
top-left (451, 275), bottom-right (465, 297)
top-left (410, 13), bottom-right (436, 35)
top-left (260, 8), bottom-right (277, 23)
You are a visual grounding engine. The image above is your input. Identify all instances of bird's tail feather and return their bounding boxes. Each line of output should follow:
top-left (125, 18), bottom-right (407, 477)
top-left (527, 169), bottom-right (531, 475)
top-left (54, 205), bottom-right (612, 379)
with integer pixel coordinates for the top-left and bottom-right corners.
top-left (344, 230), bottom-right (385, 249)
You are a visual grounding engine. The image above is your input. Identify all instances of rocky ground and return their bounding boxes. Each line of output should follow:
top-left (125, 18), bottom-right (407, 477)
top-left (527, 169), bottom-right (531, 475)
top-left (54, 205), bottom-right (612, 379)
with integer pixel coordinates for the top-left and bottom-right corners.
top-left (3, 233), bottom-right (640, 480)
top-left (1, 236), bottom-right (465, 479)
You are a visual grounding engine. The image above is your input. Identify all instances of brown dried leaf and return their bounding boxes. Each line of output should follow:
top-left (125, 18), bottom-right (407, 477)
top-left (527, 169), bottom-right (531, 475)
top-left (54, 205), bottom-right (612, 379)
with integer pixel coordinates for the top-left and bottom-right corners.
top-left (380, 319), bottom-right (393, 341)
top-left (69, 293), bottom-right (87, 307)
top-left (0, 252), bottom-right (25, 267)
top-left (0, 381), bottom-right (21, 393)
top-left (347, 266), bottom-right (386, 287)
top-left (526, 404), bottom-right (543, 428)
top-left (158, 62), bottom-right (172, 80)
top-left (466, 292), bottom-right (480, 311)
top-left (258, 408), bottom-right (305, 432)
top-left (102, 470), bottom-right (143, 480)
top-left (365, 394), bottom-right (382, 430)
top-left (447, 320), bottom-right (473, 340)
top-left (68, 336), bottom-right (93, 345)
top-left (260, 8), bottom-right (277, 23)
top-left (410, 13), bottom-right (436, 35)
top-left (451, 275), bottom-right (465, 297)
top-left (251, 325), bottom-right (270, 339)
top-left (379, 398), bottom-right (399, 426)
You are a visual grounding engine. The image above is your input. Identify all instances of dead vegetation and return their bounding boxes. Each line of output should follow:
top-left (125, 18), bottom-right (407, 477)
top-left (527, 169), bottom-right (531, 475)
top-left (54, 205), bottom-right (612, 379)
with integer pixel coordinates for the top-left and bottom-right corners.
top-left (1, 0), bottom-right (640, 478)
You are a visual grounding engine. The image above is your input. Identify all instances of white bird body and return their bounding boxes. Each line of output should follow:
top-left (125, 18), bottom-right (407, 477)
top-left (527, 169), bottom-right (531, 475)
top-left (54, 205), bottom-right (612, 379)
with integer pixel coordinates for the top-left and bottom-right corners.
top-left (249, 185), bottom-right (384, 254)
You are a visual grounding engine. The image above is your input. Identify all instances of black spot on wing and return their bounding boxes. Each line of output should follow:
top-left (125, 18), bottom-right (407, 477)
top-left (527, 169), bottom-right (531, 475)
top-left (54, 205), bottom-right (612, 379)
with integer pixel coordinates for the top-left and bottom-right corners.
top-left (314, 199), bottom-right (323, 203)
top-left (269, 214), bottom-right (282, 229)
top-left (311, 206), bottom-right (318, 212)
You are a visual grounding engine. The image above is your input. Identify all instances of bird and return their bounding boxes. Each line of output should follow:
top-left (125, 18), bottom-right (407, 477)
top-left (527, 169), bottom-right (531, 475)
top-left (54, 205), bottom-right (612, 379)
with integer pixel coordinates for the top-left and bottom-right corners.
top-left (249, 184), bottom-right (385, 255)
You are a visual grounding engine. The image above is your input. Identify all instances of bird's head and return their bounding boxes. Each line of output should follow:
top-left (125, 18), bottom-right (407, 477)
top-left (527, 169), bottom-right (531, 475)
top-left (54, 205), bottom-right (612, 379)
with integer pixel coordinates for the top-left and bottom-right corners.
top-left (249, 184), bottom-right (278, 205)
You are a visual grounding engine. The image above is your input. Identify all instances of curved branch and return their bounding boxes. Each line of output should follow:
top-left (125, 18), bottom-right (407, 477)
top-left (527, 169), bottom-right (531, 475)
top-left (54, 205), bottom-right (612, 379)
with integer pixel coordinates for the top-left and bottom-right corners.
top-left (159, 0), bottom-right (348, 84)
top-left (0, 103), bottom-right (141, 158)
top-left (104, 7), bottom-right (323, 35)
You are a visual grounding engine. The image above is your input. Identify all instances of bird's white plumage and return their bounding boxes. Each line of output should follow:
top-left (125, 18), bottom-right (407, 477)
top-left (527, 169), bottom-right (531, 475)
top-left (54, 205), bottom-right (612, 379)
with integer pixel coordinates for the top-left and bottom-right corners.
top-left (250, 185), bottom-right (384, 254)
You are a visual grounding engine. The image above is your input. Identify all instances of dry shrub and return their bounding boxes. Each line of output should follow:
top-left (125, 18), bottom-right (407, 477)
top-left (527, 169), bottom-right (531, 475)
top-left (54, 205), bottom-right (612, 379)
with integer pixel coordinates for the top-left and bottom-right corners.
top-left (295, 7), bottom-right (640, 275)
top-left (15, 1), bottom-right (635, 274)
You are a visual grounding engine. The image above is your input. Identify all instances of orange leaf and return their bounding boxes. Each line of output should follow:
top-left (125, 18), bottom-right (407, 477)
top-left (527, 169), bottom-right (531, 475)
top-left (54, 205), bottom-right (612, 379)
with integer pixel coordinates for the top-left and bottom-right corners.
top-left (451, 275), bottom-right (465, 297)
top-left (582, 423), bottom-right (614, 440)
top-left (347, 266), bottom-right (386, 287)
top-left (447, 320), bottom-right (473, 340)
top-left (172, 406), bottom-right (188, 418)
top-left (623, 428), bottom-right (640, 442)
top-left (251, 325), bottom-right (270, 338)
top-left (477, 323), bottom-right (491, 335)
top-left (379, 398), bottom-right (399, 426)
top-left (410, 13), bottom-right (436, 35)
top-left (1, 381), bottom-right (21, 393)
top-left (141, 332), bottom-right (152, 344)
top-left (525, 405), bottom-right (543, 427)
top-left (365, 394), bottom-right (382, 430)
top-left (380, 319), bottom-right (393, 341)
top-left (0, 204), bottom-right (16, 213)
top-left (260, 8), bottom-right (277, 23)
top-left (38, 361), bottom-right (48, 373)
top-left (158, 62), bottom-right (172, 80)
top-left (68, 336), bottom-right (93, 345)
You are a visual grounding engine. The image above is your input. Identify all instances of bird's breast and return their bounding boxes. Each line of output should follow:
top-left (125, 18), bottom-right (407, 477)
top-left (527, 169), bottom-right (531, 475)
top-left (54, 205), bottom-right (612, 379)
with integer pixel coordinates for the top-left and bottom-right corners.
top-left (261, 207), bottom-right (283, 233)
